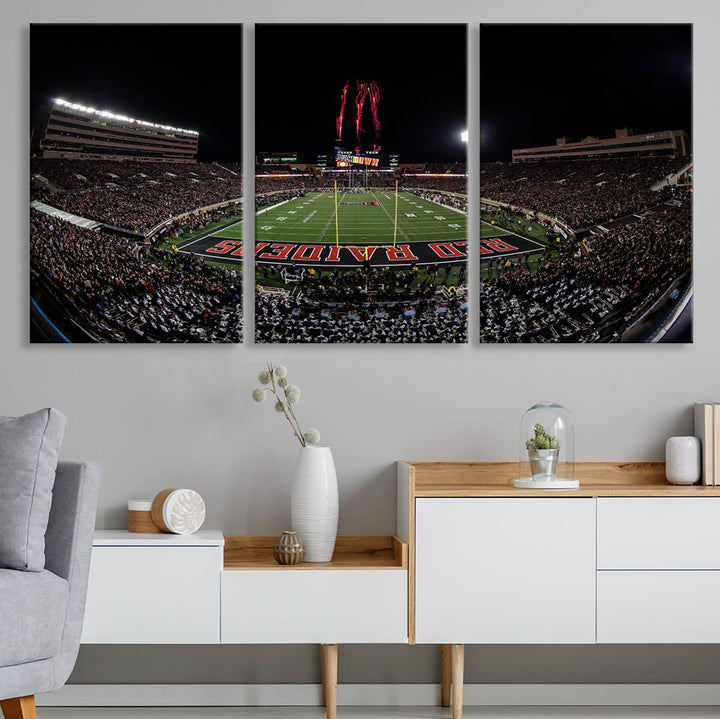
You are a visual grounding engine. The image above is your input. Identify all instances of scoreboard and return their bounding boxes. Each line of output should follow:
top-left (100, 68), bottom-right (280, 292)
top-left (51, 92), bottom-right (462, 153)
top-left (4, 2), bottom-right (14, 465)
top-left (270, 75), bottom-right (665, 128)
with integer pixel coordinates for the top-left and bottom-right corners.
top-left (334, 149), bottom-right (398, 169)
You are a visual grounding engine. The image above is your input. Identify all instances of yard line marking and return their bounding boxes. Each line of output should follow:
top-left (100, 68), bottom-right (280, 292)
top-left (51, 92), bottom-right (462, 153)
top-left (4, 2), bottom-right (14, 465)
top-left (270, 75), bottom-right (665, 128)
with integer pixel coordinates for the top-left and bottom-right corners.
top-left (178, 217), bottom-right (243, 249)
top-left (372, 191), bottom-right (410, 242)
top-left (318, 191), bottom-right (346, 241)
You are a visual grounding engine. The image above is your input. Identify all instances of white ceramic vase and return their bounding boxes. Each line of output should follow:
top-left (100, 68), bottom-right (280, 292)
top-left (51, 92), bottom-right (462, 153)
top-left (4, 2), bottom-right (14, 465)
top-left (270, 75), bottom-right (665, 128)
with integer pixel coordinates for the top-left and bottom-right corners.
top-left (291, 446), bottom-right (338, 562)
top-left (665, 436), bottom-right (701, 485)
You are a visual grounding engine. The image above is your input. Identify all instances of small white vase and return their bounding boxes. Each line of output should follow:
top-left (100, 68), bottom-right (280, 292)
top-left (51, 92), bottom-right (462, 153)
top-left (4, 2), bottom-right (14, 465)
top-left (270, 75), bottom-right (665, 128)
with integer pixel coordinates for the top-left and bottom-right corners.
top-left (291, 446), bottom-right (338, 562)
top-left (665, 436), bottom-right (701, 485)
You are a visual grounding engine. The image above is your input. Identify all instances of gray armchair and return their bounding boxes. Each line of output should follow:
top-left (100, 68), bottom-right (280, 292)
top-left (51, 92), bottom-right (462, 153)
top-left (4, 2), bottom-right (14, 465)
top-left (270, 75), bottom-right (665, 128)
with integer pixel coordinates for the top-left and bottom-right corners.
top-left (0, 461), bottom-right (101, 719)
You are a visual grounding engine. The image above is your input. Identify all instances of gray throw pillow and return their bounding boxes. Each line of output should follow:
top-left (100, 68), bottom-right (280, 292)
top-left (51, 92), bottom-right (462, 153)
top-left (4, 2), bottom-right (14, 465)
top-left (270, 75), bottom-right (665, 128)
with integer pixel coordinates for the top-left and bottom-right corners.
top-left (0, 408), bottom-right (67, 571)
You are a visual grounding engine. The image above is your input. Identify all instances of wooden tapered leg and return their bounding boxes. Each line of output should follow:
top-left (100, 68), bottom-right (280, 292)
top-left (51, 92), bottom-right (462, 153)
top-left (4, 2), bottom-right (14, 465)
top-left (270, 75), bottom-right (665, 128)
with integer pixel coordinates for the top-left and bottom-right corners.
top-left (451, 644), bottom-right (464, 719)
top-left (440, 644), bottom-right (452, 707)
top-left (320, 644), bottom-right (338, 719)
top-left (1, 696), bottom-right (37, 719)
top-left (320, 644), bottom-right (327, 706)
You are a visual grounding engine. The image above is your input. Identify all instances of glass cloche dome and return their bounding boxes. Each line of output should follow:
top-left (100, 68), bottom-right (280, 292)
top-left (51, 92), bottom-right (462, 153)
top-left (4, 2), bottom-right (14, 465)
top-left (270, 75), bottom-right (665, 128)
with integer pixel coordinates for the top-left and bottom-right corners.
top-left (515, 402), bottom-right (577, 489)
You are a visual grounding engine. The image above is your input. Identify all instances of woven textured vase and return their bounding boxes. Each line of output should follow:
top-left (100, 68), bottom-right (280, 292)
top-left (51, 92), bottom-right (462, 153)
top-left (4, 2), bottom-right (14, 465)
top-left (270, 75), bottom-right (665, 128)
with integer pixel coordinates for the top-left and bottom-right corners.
top-left (291, 446), bottom-right (338, 562)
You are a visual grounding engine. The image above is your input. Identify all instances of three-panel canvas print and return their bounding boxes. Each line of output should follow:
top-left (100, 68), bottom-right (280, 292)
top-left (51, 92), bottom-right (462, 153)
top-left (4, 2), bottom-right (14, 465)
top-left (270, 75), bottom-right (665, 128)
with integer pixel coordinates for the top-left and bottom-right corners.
top-left (29, 23), bottom-right (692, 344)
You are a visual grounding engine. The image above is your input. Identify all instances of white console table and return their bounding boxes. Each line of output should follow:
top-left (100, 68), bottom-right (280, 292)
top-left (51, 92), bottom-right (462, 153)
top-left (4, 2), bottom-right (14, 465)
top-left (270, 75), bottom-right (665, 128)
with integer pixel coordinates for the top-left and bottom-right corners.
top-left (398, 461), bottom-right (720, 719)
top-left (82, 531), bottom-right (407, 719)
top-left (82, 462), bottom-right (720, 719)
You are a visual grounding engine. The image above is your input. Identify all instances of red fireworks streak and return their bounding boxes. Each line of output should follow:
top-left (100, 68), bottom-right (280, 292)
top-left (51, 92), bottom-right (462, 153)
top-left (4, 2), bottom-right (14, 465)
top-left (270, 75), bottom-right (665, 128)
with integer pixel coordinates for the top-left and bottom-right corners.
top-left (355, 81), bottom-right (369, 141)
top-left (335, 81), bottom-right (349, 140)
top-left (335, 80), bottom-right (381, 148)
top-left (367, 81), bottom-right (381, 143)
top-left (352, 80), bottom-right (381, 149)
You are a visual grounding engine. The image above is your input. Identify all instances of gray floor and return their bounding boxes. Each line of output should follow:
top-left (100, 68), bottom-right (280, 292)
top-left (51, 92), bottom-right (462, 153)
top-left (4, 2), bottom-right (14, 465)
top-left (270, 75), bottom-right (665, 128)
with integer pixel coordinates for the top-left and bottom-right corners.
top-left (36, 708), bottom-right (720, 718)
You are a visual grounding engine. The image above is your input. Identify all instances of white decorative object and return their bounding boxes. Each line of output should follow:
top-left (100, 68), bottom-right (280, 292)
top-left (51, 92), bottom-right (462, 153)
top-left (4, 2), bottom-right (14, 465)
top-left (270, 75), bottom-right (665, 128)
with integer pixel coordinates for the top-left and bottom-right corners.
top-left (291, 446), bottom-right (338, 562)
top-left (151, 489), bottom-right (206, 534)
top-left (127, 498), bottom-right (161, 533)
top-left (665, 436), bottom-right (701, 485)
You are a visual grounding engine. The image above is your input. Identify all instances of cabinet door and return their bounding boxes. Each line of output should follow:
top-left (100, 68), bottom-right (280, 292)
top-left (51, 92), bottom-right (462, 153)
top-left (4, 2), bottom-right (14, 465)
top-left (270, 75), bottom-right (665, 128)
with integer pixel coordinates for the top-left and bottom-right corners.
top-left (598, 497), bottom-right (720, 569)
top-left (81, 546), bottom-right (221, 643)
top-left (415, 498), bottom-right (596, 644)
top-left (222, 570), bottom-right (407, 644)
top-left (598, 570), bottom-right (720, 643)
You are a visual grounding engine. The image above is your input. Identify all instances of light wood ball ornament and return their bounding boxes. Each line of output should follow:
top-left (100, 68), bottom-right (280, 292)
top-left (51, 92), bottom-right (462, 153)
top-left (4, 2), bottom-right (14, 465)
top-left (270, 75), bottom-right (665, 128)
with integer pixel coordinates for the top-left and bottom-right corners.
top-left (151, 488), bottom-right (206, 534)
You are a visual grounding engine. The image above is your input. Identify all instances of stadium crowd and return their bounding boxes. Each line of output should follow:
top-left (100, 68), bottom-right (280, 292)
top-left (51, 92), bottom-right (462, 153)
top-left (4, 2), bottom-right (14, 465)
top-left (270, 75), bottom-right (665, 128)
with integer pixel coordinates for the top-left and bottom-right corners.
top-left (31, 159), bottom-right (243, 234)
top-left (480, 200), bottom-right (691, 342)
top-left (30, 209), bottom-right (242, 342)
top-left (423, 162), bottom-right (467, 174)
top-left (407, 189), bottom-right (466, 213)
top-left (480, 157), bottom-right (687, 229)
top-left (403, 175), bottom-right (466, 194)
top-left (255, 285), bottom-right (467, 343)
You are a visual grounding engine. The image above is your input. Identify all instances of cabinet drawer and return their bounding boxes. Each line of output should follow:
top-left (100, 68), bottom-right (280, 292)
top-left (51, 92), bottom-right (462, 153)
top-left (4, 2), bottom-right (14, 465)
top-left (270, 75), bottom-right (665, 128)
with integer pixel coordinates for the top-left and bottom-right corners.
top-left (598, 498), bottom-right (720, 569)
top-left (221, 570), bottom-right (407, 644)
top-left (597, 570), bottom-right (720, 643)
top-left (81, 546), bottom-right (221, 643)
top-left (415, 498), bottom-right (596, 644)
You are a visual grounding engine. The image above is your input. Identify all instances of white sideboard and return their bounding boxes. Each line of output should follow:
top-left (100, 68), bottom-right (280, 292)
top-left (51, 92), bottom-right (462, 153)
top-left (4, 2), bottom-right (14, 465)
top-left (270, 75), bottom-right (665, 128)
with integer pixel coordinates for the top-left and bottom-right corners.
top-left (80, 464), bottom-right (720, 719)
top-left (398, 461), bottom-right (720, 719)
top-left (81, 532), bottom-right (407, 719)
top-left (82, 532), bottom-right (407, 646)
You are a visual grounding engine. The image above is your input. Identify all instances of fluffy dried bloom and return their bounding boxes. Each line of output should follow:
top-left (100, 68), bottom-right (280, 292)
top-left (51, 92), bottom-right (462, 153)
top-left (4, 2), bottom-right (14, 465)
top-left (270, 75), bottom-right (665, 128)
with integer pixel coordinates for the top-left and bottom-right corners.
top-left (252, 363), bottom-right (320, 447)
top-left (303, 428), bottom-right (321, 445)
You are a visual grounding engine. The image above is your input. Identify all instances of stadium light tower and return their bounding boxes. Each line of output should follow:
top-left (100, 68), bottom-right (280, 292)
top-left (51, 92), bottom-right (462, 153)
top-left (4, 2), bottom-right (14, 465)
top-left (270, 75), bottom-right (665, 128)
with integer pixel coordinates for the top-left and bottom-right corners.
top-left (461, 130), bottom-right (468, 143)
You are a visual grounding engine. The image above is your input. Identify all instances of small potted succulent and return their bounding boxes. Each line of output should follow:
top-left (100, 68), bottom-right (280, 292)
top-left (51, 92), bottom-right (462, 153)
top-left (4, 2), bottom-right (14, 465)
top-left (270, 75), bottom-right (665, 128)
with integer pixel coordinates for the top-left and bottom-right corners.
top-left (525, 423), bottom-right (561, 480)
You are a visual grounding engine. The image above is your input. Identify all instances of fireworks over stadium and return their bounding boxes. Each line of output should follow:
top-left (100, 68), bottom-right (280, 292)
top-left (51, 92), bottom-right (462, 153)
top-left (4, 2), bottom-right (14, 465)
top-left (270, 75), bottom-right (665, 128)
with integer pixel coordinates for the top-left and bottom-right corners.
top-left (29, 23), bottom-right (686, 346)
top-left (253, 24), bottom-right (468, 344)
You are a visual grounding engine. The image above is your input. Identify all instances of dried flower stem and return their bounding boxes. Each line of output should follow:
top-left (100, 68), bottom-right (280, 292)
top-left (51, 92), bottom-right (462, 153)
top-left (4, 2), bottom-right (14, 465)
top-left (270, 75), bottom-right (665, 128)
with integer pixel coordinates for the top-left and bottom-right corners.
top-left (267, 361), bottom-right (307, 446)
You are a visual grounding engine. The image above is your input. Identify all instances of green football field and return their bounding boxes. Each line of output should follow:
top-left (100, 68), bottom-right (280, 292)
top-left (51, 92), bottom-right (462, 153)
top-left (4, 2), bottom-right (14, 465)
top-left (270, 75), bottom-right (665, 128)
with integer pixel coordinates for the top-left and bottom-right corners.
top-left (213, 221), bottom-right (243, 240)
top-left (481, 218), bottom-right (515, 237)
top-left (257, 190), bottom-right (466, 246)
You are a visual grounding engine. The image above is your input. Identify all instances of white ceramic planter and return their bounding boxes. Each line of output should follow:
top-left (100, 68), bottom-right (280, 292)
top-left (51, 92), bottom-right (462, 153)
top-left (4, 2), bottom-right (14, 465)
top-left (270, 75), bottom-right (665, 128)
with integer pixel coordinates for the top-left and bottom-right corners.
top-left (291, 446), bottom-right (338, 562)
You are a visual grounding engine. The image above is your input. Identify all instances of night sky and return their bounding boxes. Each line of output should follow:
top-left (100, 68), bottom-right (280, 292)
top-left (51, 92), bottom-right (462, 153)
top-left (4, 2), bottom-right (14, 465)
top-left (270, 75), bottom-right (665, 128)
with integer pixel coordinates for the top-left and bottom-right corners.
top-left (30, 25), bottom-right (242, 161)
top-left (255, 24), bottom-right (467, 163)
top-left (481, 24), bottom-right (692, 163)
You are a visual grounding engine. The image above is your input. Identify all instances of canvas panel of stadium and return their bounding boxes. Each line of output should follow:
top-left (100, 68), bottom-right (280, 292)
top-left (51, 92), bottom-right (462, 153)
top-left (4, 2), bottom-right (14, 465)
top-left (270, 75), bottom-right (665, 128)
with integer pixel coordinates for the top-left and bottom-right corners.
top-left (30, 24), bottom-right (243, 343)
top-left (480, 23), bottom-right (692, 344)
top-left (253, 24), bottom-right (468, 344)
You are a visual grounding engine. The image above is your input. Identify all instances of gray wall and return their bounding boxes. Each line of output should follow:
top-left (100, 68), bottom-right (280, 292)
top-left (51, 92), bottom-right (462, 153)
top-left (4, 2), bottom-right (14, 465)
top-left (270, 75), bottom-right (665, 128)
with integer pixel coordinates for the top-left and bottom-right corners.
top-left (6, 0), bottom-right (720, 686)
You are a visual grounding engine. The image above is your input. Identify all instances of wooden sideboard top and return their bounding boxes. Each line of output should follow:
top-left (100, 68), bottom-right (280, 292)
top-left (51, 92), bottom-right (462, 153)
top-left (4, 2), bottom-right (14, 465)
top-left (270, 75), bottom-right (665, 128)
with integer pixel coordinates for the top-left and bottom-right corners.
top-left (224, 535), bottom-right (408, 571)
top-left (400, 461), bottom-right (720, 497)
